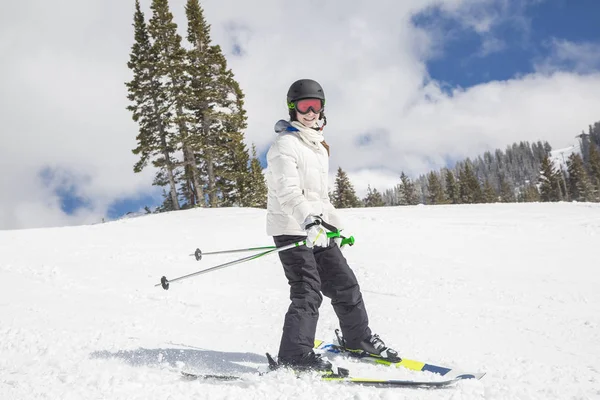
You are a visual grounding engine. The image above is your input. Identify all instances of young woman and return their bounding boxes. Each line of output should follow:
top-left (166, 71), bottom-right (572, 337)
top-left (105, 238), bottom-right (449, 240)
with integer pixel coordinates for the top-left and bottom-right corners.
top-left (265, 79), bottom-right (398, 371)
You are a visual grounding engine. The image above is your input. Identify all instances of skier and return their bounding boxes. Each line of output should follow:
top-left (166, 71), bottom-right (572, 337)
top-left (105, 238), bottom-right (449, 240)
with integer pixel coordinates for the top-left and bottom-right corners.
top-left (265, 79), bottom-right (398, 371)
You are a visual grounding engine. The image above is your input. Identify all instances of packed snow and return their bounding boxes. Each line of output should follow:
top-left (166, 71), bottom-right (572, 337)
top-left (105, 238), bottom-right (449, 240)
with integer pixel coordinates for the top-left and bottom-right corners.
top-left (1, 203), bottom-right (599, 399)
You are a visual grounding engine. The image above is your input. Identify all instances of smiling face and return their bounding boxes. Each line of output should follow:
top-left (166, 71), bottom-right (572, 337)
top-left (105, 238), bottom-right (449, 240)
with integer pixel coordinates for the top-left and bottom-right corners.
top-left (296, 109), bottom-right (320, 127)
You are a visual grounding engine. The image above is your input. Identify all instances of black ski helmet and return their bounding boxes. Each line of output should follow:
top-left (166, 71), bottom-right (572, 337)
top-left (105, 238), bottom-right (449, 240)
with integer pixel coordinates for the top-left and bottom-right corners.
top-left (286, 79), bottom-right (326, 124)
top-left (286, 79), bottom-right (325, 105)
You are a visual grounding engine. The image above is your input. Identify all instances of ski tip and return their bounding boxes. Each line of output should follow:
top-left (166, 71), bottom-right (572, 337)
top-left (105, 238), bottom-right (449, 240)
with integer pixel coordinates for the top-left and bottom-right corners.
top-left (265, 352), bottom-right (279, 370)
top-left (455, 372), bottom-right (486, 380)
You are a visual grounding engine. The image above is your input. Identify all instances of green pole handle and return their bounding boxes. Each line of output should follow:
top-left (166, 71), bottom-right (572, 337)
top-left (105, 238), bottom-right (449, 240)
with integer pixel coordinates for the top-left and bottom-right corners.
top-left (326, 231), bottom-right (355, 247)
top-left (341, 236), bottom-right (355, 246)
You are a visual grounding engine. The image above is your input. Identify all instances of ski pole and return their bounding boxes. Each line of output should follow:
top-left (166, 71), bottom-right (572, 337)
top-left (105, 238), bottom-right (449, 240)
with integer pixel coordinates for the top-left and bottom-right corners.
top-left (157, 232), bottom-right (355, 290)
top-left (190, 234), bottom-right (355, 261)
top-left (190, 246), bottom-right (277, 261)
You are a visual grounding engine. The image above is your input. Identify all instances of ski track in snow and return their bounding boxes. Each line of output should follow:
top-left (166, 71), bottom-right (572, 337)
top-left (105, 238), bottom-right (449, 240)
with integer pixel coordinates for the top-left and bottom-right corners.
top-left (1, 203), bottom-right (600, 399)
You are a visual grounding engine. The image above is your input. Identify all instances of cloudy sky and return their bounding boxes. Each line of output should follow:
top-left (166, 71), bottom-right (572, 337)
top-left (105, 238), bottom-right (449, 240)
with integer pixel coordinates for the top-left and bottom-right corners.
top-left (1, 0), bottom-right (600, 230)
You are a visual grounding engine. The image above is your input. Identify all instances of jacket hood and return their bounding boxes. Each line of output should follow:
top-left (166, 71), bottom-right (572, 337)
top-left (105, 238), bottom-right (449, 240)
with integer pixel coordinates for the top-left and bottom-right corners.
top-left (274, 119), bottom-right (298, 134)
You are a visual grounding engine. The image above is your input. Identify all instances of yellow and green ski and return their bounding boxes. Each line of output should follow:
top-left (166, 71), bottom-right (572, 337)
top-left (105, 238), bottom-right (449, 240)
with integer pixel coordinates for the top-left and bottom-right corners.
top-left (314, 336), bottom-right (485, 381)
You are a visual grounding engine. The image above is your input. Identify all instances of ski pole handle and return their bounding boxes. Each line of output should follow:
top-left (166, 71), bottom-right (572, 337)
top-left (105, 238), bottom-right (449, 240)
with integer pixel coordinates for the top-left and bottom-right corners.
top-left (326, 231), bottom-right (355, 247)
top-left (340, 236), bottom-right (355, 246)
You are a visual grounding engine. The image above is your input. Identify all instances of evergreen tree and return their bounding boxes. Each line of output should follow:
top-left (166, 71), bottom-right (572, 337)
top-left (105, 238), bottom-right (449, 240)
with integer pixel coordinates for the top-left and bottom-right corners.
top-left (559, 168), bottom-right (570, 201)
top-left (382, 188), bottom-right (398, 206)
top-left (217, 130), bottom-right (250, 207)
top-left (538, 155), bottom-right (562, 202)
top-left (156, 189), bottom-right (176, 212)
top-left (185, 0), bottom-right (249, 207)
top-left (332, 167), bottom-right (361, 208)
top-left (522, 183), bottom-right (541, 202)
top-left (246, 144), bottom-right (268, 208)
top-left (566, 153), bottom-right (593, 202)
top-left (427, 171), bottom-right (446, 204)
top-left (499, 175), bottom-right (515, 203)
top-left (148, 0), bottom-right (193, 208)
top-left (587, 143), bottom-right (600, 201)
top-left (459, 162), bottom-right (482, 204)
top-left (185, 0), bottom-right (217, 206)
top-left (363, 185), bottom-right (385, 207)
top-left (213, 75), bottom-right (250, 206)
top-left (482, 180), bottom-right (497, 203)
top-left (127, 0), bottom-right (180, 210)
top-left (444, 169), bottom-right (460, 204)
top-left (399, 172), bottom-right (419, 205)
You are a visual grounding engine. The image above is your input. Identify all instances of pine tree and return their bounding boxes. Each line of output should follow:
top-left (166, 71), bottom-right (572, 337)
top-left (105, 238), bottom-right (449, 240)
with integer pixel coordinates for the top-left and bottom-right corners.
top-left (459, 162), bottom-right (482, 204)
top-left (444, 169), bottom-right (460, 204)
top-left (399, 172), bottom-right (419, 205)
top-left (538, 155), bottom-right (562, 202)
top-left (185, 0), bottom-right (249, 207)
top-left (216, 79), bottom-right (251, 206)
top-left (482, 180), bottom-right (497, 203)
top-left (247, 144), bottom-right (268, 208)
top-left (332, 167), bottom-right (361, 208)
top-left (148, 0), bottom-right (194, 208)
top-left (217, 130), bottom-right (250, 207)
top-left (522, 183), bottom-right (541, 202)
top-left (499, 175), bottom-right (515, 203)
top-left (427, 171), bottom-right (446, 204)
top-left (363, 185), bottom-right (385, 207)
top-left (127, 0), bottom-right (180, 210)
top-left (567, 153), bottom-right (593, 202)
top-left (587, 143), bottom-right (600, 201)
top-left (155, 189), bottom-right (176, 212)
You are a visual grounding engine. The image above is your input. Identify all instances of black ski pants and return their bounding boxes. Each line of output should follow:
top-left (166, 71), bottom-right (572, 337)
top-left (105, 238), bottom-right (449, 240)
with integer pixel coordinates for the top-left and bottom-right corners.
top-left (274, 235), bottom-right (371, 358)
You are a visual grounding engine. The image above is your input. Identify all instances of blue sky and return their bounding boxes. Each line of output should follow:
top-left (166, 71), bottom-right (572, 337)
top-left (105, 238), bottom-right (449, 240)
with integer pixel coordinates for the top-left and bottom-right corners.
top-left (416, 0), bottom-right (600, 87)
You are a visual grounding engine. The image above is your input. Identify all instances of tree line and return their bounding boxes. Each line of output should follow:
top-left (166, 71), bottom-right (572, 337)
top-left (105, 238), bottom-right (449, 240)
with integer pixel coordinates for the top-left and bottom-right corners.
top-left (126, 0), bottom-right (267, 211)
top-left (332, 121), bottom-right (600, 208)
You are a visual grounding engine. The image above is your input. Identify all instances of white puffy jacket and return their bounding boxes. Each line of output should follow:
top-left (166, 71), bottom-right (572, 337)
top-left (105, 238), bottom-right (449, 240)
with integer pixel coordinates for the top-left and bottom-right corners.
top-left (265, 120), bottom-right (342, 236)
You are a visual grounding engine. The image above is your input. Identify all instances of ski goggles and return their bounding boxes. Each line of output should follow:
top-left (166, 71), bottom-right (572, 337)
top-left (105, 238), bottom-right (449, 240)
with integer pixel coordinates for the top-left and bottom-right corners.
top-left (289, 98), bottom-right (324, 114)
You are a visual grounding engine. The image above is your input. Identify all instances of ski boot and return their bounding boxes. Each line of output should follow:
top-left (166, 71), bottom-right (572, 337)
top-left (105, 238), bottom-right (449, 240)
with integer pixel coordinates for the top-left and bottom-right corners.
top-left (269, 351), bottom-right (333, 373)
top-left (336, 329), bottom-right (401, 363)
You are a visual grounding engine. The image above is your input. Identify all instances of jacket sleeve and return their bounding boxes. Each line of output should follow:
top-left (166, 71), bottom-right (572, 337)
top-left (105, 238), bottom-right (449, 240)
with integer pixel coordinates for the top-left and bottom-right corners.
top-left (267, 138), bottom-right (312, 227)
top-left (323, 197), bottom-right (344, 231)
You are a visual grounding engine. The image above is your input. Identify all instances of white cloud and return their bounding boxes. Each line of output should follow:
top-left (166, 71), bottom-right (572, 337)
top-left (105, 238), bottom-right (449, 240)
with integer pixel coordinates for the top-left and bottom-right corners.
top-left (535, 38), bottom-right (600, 74)
top-left (344, 169), bottom-right (401, 200)
top-left (1, 0), bottom-right (600, 229)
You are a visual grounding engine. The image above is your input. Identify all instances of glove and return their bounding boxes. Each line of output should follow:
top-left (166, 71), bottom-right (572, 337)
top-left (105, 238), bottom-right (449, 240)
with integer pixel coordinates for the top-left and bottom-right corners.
top-left (302, 216), bottom-right (329, 248)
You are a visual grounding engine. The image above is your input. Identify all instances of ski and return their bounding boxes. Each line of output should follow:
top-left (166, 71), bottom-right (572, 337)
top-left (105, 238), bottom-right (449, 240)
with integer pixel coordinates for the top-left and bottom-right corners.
top-left (322, 375), bottom-right (467, 388)
top-left (181, 370), bottom-right (465, 388)
top-left (314, 335), bottom-right (485, 380)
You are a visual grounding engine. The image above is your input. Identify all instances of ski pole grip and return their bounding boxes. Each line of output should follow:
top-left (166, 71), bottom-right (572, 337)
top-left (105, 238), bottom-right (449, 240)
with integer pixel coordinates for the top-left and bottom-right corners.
top-left (325, 231), bottom-right (355, 246)
top-left (341, 236), bottom-right (355, 247)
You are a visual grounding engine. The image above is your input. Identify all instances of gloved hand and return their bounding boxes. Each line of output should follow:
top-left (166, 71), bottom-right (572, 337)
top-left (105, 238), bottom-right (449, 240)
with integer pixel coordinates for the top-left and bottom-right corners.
top-left (302, 215), bottom-right (329, 248)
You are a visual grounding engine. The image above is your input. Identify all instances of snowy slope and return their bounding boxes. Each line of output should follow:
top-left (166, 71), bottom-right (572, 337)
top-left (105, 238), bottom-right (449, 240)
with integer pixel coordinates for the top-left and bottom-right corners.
top-left (1, 203), bottom-right (600, 400)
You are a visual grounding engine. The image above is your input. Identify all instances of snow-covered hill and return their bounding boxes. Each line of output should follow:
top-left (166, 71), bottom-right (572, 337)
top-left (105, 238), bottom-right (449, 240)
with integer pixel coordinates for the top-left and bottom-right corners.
top-left (1, 203), bottom-right (599, 399)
